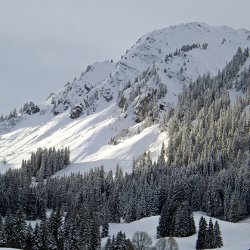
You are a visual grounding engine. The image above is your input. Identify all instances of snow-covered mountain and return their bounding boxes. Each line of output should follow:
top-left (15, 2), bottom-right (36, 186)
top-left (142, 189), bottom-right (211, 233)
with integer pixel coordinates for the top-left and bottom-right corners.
top-left (0, 22), bottom-right (250, 174)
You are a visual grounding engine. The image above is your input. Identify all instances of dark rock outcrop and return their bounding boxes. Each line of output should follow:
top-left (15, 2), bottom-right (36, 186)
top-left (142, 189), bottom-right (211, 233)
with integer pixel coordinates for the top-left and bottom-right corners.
top-left (25, 105), bottom-right (40, 115)
top-left (69, 105), bottom-right (83, 119)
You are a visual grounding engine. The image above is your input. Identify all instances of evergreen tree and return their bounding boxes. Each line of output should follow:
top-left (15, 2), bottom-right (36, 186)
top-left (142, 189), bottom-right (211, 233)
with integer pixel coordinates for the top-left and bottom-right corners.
top-left (207, 218), bottom-right (215, 249)
top-left (4, 210), bottom-right (26, 248)
top-left (49, 209), bottom-right (62, 245)
top-left (173, 201), bottom-right (196, 237)
top-left (157, 202), bottom-right (172, 238)
top-left (25, 223), bottom-right (34, 250)
top-left (114, 231), bottom-right (127, 249)
top-left (228, 192), bottom-right (240, 222)
top-left (33, 223), bottom-right (41, 250)
top-left (64, 217), bottom-right (81, 250)
top-left (14, 210), bottom-right (27, 249)
top-left (90, 217), bottom-right (101, 250)
top-left (214, 221), bottom-right (223, 248)
top-left (105, 236), bottom-right (112, 250)
top-left (37, 218), bottom-right (57, 250)
top-left (196, 217), bottom-right (207, 250)
top-left (64, 146), bottom-right (71, 165)
top-left (126, 238), bottom-right (135, 250)
top-left (158, 143), bottom-right (166, 167)
top-left (101, 219), bottom-right (109, 238)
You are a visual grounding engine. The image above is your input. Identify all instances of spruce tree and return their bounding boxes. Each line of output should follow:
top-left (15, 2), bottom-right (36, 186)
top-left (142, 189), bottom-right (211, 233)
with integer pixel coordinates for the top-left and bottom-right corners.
top-left (4, 211), bottom-right (20, 248)
top-left (101, 219), bottom-right (109, 238)
top-left (49, 209), bottom-right (62, 245)
top-left (207, 218), bottom-right (215, 248)
top-left (126, 238), bottom-right (135, 250)
top-left (65, 217), bottom-right (81, 250)
top-left (157, 202), bottom-right (172, 238)
top-left (32, 223), bottom-right (41, 250)
top-left (214, 221), bottom-right (223, 248)
top-left (114, 231), bottom-right (127, 249)
top-left (90, 217), bottom-right (101, 250)
top-left (173, 201), bottom-right (196, 237)
top-left (196, 217), bottom-right (207, 250)
top-left (37, 218), bottom-right (57, 250)
top-left (25, 223), bottom-right (34, 250)
top-left (105, 236), bottom-right (112, 250)
top-left (14, 210), bottom-right (27, 249)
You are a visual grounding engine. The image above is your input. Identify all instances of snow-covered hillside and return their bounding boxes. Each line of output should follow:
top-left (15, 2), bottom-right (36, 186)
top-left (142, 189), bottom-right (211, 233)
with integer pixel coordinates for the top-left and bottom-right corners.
top-left (0, 22), bottom-right (249, 174)
top-left (0, 102), bottom-right (166, 174)
top-left (2, 213), bottom-right (250, 250)
top-left (104, 212), bottom-right (250, 250)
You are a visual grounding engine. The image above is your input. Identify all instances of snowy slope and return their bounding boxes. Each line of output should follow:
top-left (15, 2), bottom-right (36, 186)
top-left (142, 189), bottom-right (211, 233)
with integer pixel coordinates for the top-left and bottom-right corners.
top-left (0, 101), bottom-right (166, 174)
top-left (104, 212), bottom-right (250, 250)
top-left (0, 23), bottom-right (250, 174)
top-left (52, 60), bottom-right (116, 114)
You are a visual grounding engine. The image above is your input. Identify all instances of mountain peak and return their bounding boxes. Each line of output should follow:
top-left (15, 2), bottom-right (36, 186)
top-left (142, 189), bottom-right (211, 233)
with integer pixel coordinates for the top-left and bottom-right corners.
top-left (1, 23), bottom-right (249, 174)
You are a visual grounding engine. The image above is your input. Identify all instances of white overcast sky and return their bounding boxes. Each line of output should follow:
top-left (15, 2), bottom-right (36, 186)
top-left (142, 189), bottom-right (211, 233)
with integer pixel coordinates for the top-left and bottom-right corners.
top-left (0, 0), bottom-right (250, 115)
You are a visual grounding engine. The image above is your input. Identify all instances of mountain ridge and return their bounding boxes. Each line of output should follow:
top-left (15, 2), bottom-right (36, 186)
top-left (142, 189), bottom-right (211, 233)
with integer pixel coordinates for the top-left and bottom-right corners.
top-left (0, 22), bottom-right (249, 174)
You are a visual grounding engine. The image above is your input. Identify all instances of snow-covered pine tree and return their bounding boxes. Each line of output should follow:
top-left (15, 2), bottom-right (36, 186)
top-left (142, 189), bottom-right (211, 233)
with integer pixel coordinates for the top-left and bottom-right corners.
top-left (25, 223), bottom-right (34, 250)
top-left (114, 231), bottom-right (127, 249)
top-left (214, 221), bottom-right (223, 248)
top-left (32, 223), bottom-right (41, 250)
top-left (157, 202), bottom-right (172, 238)
top-left (49, 209), bottom-right (63, 246)
top-left (101, 219), bottom-right (109, 238)
top-left (173, 201), bottom-right (196, 237)
top-left (196, 216), bottom-right (207, 250)
top-left (207, 218), bottom-right (215, 249)
top-left (37, 218), bottom-right (57, 250)
top-left (104, 237), bottom-right (112, 250)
